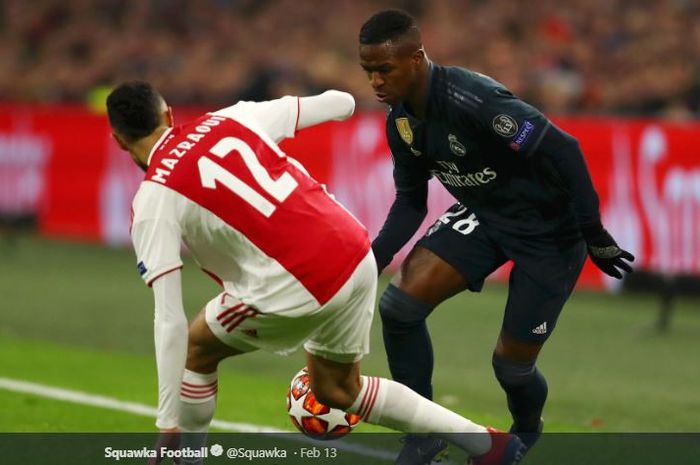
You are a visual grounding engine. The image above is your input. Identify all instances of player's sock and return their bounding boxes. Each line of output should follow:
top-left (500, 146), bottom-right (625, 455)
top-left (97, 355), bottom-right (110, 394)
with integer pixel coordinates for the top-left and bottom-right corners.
top-left (347, 375), bottom-right (491, 456)
top-left (179, 369), bottom-right (218, 465)
top-left (493, 354), bottom-right (548, 431)
top-left (180, 369), bottom-right (218, 431)
top-left (379, 284), bottom-right (435, 399)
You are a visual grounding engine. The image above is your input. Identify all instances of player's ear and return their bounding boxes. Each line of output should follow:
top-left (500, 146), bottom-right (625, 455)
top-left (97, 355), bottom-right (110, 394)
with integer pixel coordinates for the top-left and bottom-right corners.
top-left (165, 106), bottom-right (174, 127)
top-left (411, 47), bottom-right (426, 65)
top-left (111, 132), bottom-right (128, 151)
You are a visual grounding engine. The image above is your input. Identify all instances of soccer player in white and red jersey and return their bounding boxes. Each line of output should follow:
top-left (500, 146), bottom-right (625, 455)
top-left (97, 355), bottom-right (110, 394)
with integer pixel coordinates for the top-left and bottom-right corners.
top-left (106, 81), bottom-right (526, 465)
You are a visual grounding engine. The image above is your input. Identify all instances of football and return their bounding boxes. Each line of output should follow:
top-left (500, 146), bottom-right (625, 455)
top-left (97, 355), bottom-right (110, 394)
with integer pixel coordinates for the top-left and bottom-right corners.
top-left (287, 367), bottom-right (362, 439)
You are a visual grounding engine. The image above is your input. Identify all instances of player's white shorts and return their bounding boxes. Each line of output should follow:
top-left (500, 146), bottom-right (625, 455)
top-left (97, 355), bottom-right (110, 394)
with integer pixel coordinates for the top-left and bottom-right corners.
top-left (205, 251), bottom-right (377, 363)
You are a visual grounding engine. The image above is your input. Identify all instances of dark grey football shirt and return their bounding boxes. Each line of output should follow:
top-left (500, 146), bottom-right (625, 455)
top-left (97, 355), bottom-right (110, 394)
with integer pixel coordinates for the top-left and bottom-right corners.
top-left (385, 63), bottom-right (598, 238)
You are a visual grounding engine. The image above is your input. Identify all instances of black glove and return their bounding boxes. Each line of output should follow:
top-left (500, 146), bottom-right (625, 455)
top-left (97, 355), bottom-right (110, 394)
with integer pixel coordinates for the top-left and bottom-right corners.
top-left (580, 221), bottom-right (635, 279)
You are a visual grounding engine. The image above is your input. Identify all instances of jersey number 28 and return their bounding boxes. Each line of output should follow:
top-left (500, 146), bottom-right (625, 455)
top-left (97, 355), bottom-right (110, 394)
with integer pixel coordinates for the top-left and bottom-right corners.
top-left (437, 204), bottom-right (480, 235)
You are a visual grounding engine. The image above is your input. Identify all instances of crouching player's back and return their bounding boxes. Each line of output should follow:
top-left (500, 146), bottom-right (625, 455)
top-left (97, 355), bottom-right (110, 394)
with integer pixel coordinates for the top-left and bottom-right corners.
top-left (131, 96), bottom-right (370, 314)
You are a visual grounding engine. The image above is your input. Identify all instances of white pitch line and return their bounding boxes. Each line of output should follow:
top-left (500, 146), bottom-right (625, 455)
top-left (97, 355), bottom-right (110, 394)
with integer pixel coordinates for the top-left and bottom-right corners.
top-left (0, 376), bottom-right (398, 461)
top-left (0, 376), bottom-right (279, 432)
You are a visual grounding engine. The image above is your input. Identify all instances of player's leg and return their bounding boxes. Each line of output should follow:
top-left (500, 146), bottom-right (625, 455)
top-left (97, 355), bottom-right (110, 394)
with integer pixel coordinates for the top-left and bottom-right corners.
top-left (381, 246), bottom-right (467, 401)
top-left (492, 332), bottom-right (546, 449)
top-left (178, 291), bottom-right (261, 439)
top-left (379, 204), bottom-right (507, 463)
top-left (304, 351), bottom-right (504, 457)
top-left (493, 234), bottom-right (587, 448)
top-left (380, 203), bottom-right (506, 401)
top-left (178, 306), bottom-right (250, 434)
top-left (177, 293), bottom-right (265, 465)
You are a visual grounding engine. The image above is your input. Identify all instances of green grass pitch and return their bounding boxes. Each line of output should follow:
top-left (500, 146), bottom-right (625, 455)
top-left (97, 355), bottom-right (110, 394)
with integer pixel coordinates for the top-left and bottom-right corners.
top-left (1, 235), bottom-right (699, 433)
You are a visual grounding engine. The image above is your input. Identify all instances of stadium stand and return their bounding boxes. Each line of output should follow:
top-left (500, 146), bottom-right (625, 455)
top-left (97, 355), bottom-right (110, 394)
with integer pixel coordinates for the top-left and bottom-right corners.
top-left (0, 0), bottom-right (698, 118)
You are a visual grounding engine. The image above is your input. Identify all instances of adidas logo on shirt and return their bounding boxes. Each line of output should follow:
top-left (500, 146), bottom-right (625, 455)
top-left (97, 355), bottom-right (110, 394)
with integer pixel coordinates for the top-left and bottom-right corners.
top-left (532, 322), bottom-right (548, 334)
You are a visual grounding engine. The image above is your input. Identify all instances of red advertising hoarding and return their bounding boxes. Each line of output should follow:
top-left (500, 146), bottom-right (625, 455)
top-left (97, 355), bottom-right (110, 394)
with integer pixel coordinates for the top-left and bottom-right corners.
top-left (0, 104), bottom-right (698, 289)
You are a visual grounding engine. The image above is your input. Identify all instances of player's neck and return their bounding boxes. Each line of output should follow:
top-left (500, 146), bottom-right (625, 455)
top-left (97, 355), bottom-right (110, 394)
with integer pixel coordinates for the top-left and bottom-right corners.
top-left (131, 126), bottom-right (170, 169)
top-left (406, 60), bottom-right (431, 120)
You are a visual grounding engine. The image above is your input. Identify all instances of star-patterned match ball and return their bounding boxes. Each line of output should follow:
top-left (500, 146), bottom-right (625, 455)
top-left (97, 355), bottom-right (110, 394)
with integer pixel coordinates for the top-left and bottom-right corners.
top-left (287, 367), bottom-right (362, 439)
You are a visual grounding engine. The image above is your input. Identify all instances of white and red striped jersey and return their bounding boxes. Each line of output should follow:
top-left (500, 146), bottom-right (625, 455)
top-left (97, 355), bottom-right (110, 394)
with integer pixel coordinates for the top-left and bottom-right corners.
top-left (131, 97), bottom-right (370, 312)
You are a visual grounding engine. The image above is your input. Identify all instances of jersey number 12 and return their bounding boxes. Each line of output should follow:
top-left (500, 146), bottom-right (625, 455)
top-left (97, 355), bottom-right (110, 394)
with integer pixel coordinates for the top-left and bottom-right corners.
top-left (198, 137), bottom-right (299, 217)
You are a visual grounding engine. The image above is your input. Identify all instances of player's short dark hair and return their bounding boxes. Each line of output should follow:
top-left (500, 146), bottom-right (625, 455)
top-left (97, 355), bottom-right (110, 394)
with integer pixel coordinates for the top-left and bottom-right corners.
top-left (359, 9), bottom-right (420, 45)
top-left (106, 81), bottom-right (164, 142)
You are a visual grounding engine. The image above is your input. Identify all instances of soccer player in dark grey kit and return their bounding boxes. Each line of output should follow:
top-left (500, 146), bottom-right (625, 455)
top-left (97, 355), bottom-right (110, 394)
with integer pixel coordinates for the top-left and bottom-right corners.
top-left (359, 9), bottom-right (634, 465)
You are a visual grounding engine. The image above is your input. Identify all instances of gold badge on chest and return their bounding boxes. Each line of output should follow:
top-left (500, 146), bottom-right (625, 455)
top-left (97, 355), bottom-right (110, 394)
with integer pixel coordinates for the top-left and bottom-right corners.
top-left (395, 117), bottom-right (413, 145)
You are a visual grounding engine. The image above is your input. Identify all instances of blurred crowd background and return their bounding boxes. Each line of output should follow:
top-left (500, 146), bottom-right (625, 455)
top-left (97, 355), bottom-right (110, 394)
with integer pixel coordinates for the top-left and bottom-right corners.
top-left (1, 0), bottom-right (699, 118)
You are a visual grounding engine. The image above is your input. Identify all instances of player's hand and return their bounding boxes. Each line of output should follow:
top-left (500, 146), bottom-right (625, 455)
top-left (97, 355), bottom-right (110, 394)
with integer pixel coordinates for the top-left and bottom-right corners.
top-left (147, 428), bottom-right (181, 465)
top-left (581, 221), bottom-right (635, 279)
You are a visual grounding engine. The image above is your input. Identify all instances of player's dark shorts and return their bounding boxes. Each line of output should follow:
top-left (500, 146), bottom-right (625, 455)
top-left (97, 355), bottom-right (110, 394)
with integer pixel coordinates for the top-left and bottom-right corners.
top-left (416, 203), bottom-right (587, 343)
